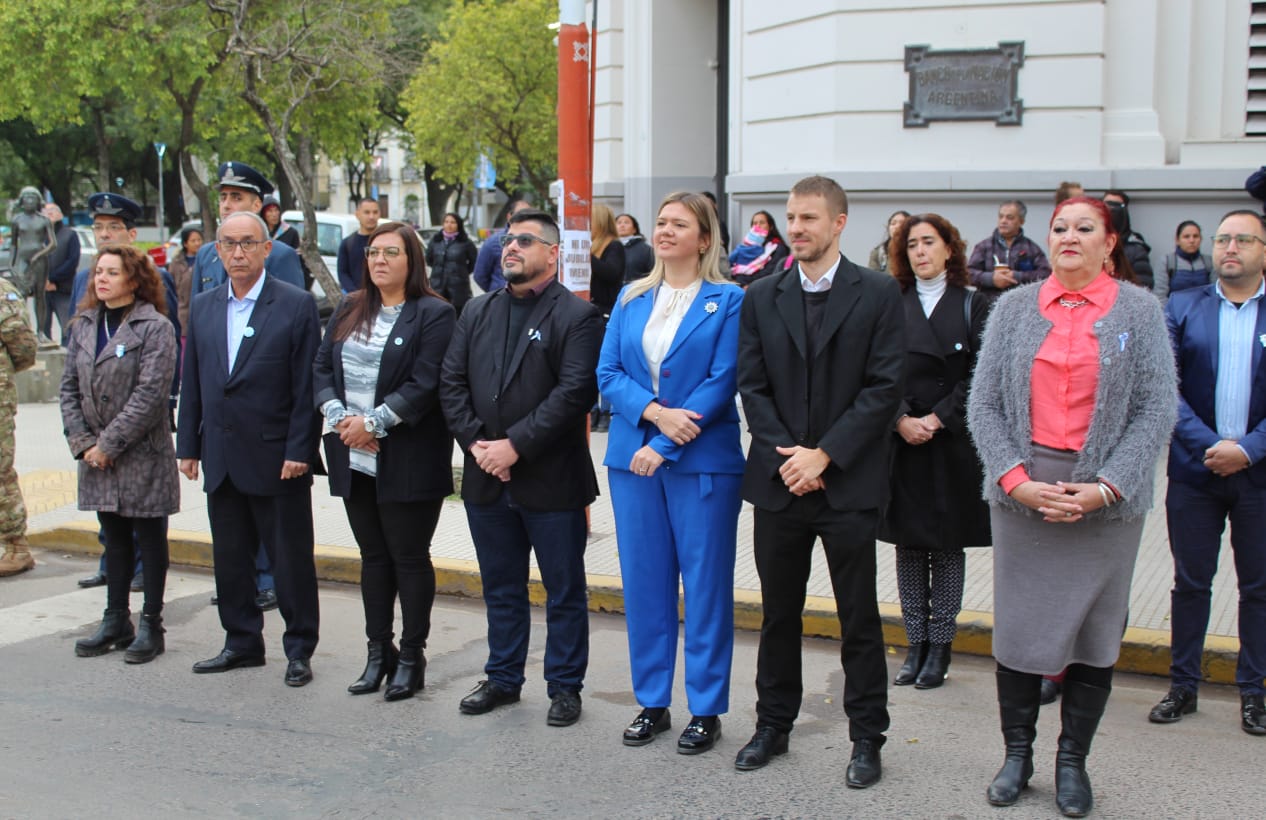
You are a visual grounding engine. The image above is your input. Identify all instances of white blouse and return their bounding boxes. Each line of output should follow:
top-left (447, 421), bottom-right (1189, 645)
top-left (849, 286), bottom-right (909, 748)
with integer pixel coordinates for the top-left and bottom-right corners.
top-left (642, 279), bottom-right (702, 394)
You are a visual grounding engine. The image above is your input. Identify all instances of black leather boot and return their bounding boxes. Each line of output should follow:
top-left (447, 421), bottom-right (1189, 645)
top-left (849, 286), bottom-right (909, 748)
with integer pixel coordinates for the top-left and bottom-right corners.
top-left (124, 613), bottom-right (165, 664)
top-left (894, 642), bottom-right (927, 686)
top-left (384, 647), bottom-right (426, 701)
top-left (915, 643), bottom-right (952, 689)
top-left (74, 609), bottom-right (135, 657)
top-left (348, 641), bottom-right (397, 695)
top-left (987, 667), bottom-right (1042, 806)
top-left (1055, 680), bottom-right (1111, 817)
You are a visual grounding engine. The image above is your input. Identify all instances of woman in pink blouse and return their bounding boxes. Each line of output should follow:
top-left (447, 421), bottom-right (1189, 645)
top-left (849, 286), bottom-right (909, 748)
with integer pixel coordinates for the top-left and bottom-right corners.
top-left (967, 198), bottom-right (1177, 817)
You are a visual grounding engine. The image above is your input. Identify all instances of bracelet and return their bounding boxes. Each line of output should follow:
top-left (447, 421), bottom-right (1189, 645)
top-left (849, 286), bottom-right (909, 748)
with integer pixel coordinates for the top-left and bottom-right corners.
top-left (1096, 483), bottom-right (1112, 508)
top-left (653, 405), bottom-right (663, 426)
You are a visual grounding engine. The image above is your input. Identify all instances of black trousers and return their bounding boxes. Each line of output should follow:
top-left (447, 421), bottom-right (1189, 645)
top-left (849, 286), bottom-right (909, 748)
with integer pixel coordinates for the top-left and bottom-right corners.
top-left (752, 495), bottom-right (890, 742)
top-left (98, 513), bottom-right (168, 616)
top-left (344, 471), bottom-right (443, 650)
top-left (207, 477), bottom-right (319, 660)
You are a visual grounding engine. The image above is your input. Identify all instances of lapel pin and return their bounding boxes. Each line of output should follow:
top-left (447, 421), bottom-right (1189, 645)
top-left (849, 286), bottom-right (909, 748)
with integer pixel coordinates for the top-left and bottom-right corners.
top-left (243, 326), bottom-right (255, 338)
top-left (115, 343), bottom-right (125, 359)
top-left (394, 337), bottom-right (404, 346)
top-left (954, 342), bottom-right (963, 351)
top-left (1260, 333), bottom-right (1266, 348)
top-left (704, 301), bottom-right (718, 314)
top-left (528, 328), bottom-right (542, 342)
top-left (1118, 331), bottom-right (1129, 352)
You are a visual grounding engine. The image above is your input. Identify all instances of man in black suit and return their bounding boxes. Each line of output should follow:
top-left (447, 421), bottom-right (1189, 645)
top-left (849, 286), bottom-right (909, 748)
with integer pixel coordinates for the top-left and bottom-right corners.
top-left (177, 211), bottom-right (322, 687)
top-left (733, 176), bottom-right (905, 786)
top-left (440, 209), bottom-right (604, 727)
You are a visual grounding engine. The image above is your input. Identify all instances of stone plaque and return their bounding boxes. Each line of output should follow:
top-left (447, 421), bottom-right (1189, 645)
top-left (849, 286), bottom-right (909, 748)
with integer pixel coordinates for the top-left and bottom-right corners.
top-left (903, 41), bottom-right (1024, 127)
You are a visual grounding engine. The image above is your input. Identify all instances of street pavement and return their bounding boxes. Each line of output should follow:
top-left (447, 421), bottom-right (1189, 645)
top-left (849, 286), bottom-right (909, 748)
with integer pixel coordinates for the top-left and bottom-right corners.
top-left (0, 554), bottom-right (1254, 819)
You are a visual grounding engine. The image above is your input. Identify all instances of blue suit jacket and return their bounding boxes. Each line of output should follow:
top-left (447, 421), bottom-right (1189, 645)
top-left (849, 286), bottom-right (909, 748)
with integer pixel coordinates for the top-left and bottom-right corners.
top-left (597, 280), bottom-right (745, 475)
top-left (1166, 283), bottom-right (1266, 487)
top-left (176, 275), bottom-right (321, 496)
top-left (189, 240), bottom-right (305, 298)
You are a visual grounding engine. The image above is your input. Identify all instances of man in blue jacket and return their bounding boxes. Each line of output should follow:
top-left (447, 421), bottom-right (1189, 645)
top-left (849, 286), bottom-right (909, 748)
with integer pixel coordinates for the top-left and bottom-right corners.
top-left (41, 203), bottom-right (79, 345)
top-left (1154, 209), bottom-right (1266, 736)
top-left (472, 199), bottom-right (532, 293)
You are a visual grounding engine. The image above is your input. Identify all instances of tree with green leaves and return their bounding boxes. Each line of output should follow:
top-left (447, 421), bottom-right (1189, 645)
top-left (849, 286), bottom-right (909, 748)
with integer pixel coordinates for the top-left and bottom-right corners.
top-left (403, 0), bottom-right (558, 205)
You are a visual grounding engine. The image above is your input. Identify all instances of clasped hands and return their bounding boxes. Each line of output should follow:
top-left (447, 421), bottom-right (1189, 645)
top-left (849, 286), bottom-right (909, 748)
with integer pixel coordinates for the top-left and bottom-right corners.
top-left (1203, 440), bottom-right (1249, 477)
top-left (473, 438), bottom-right (518, 482)
top-left (776, 445), bottom-right (828, 496)
top-left (897, 413), bottom-right (942, 446)
top-left (82, 445), bottom-right (113, 471)
top-left (1009, 480), bottom-right (1108, 524)
top-left (335, 416), bottom-right (379, 454)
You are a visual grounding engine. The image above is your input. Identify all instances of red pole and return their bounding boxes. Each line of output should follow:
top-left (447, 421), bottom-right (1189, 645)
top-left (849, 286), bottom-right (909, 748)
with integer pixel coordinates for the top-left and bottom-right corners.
top-left (557, 0), bottom-right (592, 299)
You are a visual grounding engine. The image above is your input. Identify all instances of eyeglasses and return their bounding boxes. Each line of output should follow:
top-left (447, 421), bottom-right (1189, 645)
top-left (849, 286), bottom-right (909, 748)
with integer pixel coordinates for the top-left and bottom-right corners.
top-left (365, 246), bottom-right (403, 259)
top-left (501, 233), bottom-right (556, 250)
top-left (217, 239), bottom-right (263, 254)
top-left (1211, 234), bottom-right (1265, 248)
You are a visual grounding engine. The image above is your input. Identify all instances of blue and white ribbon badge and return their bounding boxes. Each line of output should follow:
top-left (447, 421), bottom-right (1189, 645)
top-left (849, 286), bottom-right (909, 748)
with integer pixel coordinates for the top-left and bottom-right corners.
top-left (394, 337), bottom-right (404, 346)
top-left (1118, 331), bottom-right (1129, 352)
top-left (528, 328), bottom-right (542, 342)
top-left (115, 343), bottom-right (126, 358)
top-left (243, 326), bottom-right (255, 338)
top-left (1259, 333), bottom-right (1266, 348)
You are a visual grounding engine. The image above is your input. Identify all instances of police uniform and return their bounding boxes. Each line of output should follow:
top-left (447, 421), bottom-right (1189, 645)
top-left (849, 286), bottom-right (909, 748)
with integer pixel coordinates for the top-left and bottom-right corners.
top-left (0, 277), bottom-right (39, 576)
top-left (188, 162), bottom-right (305, 298)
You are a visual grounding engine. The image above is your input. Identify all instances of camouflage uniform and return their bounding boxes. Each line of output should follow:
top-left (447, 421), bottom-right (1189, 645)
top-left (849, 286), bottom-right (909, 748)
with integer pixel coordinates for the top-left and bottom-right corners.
top-left (0, 276), bottom-right (38, 575)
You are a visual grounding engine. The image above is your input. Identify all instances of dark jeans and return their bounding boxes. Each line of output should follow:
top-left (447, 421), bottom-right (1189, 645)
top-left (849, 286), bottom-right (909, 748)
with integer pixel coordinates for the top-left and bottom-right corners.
top-left (1166, 475), bottom-right (1266, 695)
top-left (344, 471), bottom-right (442, 649)
top-left (465, 487), bottom-right (589, 696)
top-left (752, 496), bottom-right (890, 742)
top-left (46, 290), bottom-right (71, 345)
top-left (97, 513), bottom-right (168, 616)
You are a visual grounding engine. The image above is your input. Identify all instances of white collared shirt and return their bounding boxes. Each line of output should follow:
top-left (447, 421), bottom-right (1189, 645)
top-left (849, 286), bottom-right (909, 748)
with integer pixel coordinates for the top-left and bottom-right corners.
top-left (226, 272), bottom-right (266, 371)
top-left (643, 278), bottom-right (702, 394)
top-left (799, 255), bottom-right (842, 293)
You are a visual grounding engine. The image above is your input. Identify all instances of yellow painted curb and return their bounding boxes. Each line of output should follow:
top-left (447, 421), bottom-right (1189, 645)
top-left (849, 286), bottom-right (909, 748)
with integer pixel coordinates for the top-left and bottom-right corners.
top-left (28, 524), bottom-right (1239, 684)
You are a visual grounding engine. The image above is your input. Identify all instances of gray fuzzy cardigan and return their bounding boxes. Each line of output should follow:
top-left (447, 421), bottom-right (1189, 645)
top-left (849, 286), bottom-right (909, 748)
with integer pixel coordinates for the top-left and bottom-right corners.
top-left (966, 280), bottom-right (1177, 521)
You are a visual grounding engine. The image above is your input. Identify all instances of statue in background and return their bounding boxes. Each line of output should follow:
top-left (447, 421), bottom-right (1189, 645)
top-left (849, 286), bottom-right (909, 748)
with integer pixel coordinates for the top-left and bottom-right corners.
top-left (8, 187), bottom-right (56, 336)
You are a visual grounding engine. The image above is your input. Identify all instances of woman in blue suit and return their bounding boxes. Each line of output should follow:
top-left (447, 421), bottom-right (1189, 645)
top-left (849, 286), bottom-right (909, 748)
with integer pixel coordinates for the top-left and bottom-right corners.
top-left (598, 192), bottom-right (745, 755)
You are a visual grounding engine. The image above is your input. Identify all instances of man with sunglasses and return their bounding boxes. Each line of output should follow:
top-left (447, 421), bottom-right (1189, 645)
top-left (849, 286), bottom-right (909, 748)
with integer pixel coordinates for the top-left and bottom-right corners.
top-left (440, 209), bottom-right (604, 727)
top-left (1155, 210), bottom-right (1266, 736)
top-left (178, 211), bottom-right (322, 688)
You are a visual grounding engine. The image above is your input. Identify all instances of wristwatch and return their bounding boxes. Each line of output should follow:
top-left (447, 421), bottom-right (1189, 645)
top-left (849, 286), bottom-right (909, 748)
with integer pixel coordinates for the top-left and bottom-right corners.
top-left (363, 415), bottom-right (380, 436)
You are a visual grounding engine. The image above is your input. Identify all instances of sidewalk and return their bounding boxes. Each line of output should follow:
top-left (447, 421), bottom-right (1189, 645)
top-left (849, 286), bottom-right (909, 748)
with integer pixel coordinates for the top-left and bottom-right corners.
top-left (12, 400), bottom-right (1244, 684)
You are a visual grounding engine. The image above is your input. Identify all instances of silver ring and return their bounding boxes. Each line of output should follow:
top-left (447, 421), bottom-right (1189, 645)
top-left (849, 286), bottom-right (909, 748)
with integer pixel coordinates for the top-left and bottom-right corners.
top-left (1065, 510), bottom-right (1073, 517)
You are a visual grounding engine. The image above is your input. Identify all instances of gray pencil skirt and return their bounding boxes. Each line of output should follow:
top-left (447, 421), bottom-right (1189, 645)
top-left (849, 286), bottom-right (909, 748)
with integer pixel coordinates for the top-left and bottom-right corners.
top-left (990, 444), bottom-right (1144, 674)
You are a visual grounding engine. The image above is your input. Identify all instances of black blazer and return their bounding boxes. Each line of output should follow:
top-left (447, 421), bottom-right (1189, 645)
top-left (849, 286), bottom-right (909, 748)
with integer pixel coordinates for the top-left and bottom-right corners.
top-left (440, 279), bottom-right (604, 510)
top-left (313, 295), bottom-right (456, 503)
top-left (176, 275), bottom-right (322, 496)
top-left (737, 256), bottom-right (906, 512)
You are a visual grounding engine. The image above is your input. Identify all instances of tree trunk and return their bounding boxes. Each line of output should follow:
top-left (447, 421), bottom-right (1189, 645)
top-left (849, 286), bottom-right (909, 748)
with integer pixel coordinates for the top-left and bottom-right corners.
top-left (89, 107), bottom-right (112, 192)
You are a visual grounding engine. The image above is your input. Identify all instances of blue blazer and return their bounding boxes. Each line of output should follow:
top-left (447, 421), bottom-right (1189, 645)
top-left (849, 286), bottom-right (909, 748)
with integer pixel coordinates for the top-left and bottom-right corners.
top-left (598, 280), bottom-right (745, 475)
top-left (176, 275), bottom-right (322, 496)
top-left (1166, 283), bottom-right (1266, 487)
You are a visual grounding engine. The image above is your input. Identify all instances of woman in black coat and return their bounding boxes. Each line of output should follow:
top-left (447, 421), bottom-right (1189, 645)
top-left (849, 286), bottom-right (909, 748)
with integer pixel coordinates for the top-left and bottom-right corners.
top-left (879, 213), bottom-right (990, 689)
top-left (425, 212), bottom-right (478, 316)
top-left (314, 221), bottom-right (456, 701)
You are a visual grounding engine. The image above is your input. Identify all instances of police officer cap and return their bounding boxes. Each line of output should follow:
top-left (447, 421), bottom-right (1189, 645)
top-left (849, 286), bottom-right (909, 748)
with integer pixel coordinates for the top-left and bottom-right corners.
top-left (215, 161), bottom-right (275, 196)
top-left (87, 192), bottom-right (143, 227)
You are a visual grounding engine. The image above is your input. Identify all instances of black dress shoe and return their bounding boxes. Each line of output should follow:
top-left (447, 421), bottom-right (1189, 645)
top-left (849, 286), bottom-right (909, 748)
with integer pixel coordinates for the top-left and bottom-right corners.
top-left (255, 589), bottom-right (279, 611)
top-left (1040, 677), bottom-right (1062, 705)
top-left (1148, 686), bottom-right (1197, 723)
top-left (285, 658), bottom-right (313, 687)
top-left (623, 707), bottom-right (671, 746)
top-left (914, 643), bottom-right (951, 689)
top-left (547, 691), bottom-right (583, 727)
top-left (192, 648), bottom-right (266, 674)
top-left (1242, 693), bottom-right (1266, 735)
top-left (677, 716), bottom-right (721, 755)
top-left (893, 642), bottom-right (927, 686)
top-left (734, 725), bottom-right (789, 771)
top-left (78, 572), bottom-right (107, 588)
top-left (845, 738), bottom-right (883, 788)
top-left (459, 680), bottom-right (521, 715)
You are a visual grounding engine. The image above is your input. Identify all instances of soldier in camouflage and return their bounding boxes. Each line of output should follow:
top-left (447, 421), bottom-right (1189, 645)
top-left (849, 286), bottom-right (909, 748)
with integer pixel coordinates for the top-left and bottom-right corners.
top-left (0, 276), bottom-right (39, 576)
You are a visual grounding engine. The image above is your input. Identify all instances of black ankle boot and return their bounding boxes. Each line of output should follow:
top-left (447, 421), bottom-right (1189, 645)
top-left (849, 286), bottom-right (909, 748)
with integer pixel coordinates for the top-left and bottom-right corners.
top-left (987, 668), bottom-right (1043, 806)
top-left (348, 641), bottom-right (397, 695)
top-left (894, 642), bottom-right (927, 686)
top-left (75, 609), bottom-right (135, 657)
top-left (915, 643), bottom-right (952, 689)
top-left (124, 613), bottom-right (165, 664)
top-left (384, 647), bottom-right (426, 701)
top-left (1055, 680), bottom-right (1111, 817)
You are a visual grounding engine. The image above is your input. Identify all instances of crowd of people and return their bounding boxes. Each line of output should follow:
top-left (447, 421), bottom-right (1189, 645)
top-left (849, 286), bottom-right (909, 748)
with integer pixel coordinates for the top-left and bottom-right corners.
top-left (4, 164), bottom-right (1266, 819)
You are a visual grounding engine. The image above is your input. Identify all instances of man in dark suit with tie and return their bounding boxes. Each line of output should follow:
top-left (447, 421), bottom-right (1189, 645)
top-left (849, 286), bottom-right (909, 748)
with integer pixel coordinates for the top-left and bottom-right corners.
top-left (733, 176), bottom-right (905, 786)
top-left (177, 211), bottom-right (322, 687)
top-left (1152, 209), bottom-right (1266, 736)
top-left (440, 209), bottom-right (604, 727)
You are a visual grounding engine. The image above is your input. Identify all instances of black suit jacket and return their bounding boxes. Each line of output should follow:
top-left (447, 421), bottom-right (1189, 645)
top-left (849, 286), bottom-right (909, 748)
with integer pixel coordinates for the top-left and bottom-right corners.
top-left (737, 256), bottom-right (906, 512)
top-left (313, 295), bottom-right (456, 502)
top-left (176, 275), bottom-right (321, 496)
top-left (440, 279), bottom-right (603, 510)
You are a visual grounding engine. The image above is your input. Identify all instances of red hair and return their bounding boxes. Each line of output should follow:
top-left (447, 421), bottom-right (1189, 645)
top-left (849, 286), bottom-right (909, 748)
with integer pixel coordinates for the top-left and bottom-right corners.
top-left (1050, 196), bottom-right (1135, 283)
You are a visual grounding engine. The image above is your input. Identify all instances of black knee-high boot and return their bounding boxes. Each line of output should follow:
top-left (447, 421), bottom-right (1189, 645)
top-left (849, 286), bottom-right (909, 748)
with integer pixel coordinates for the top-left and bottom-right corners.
top-left (987, 667), bottom-right (1043, 806)
top-left (1055, 679), bottom-right (1111, 817)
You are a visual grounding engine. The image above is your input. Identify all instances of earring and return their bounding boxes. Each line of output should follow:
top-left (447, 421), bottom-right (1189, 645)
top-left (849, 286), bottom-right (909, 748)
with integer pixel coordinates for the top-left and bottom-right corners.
top-left (699, 246), bottom-right (707, 255)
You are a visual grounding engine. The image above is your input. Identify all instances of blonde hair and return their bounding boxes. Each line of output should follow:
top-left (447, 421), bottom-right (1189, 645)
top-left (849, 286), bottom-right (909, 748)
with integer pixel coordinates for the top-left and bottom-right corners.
top-left (621, 192), bottom-right (727, 304)
top-left (590, 203), bottom-right (618, 258)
